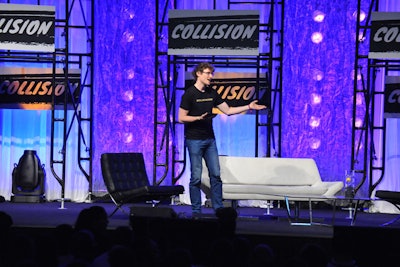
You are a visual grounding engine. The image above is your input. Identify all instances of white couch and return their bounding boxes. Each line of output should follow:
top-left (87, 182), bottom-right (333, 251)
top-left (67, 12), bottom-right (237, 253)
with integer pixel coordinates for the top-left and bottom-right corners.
top-left (201, 156), bottom-right (344, 204)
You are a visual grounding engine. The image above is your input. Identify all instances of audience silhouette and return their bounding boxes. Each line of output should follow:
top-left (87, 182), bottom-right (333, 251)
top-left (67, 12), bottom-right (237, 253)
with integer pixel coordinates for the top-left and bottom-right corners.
top-left (0, 204), bottom-right (384, 267)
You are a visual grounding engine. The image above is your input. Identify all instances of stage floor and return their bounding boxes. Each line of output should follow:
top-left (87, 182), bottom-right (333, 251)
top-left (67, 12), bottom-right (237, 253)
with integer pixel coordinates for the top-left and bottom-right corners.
top-left (1, 199), bottom-right (400, 234)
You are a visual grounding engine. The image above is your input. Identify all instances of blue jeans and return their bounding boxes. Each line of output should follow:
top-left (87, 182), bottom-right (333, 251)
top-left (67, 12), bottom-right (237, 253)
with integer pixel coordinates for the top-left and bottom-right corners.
top-left (185, 138), bottom-right (223, 213)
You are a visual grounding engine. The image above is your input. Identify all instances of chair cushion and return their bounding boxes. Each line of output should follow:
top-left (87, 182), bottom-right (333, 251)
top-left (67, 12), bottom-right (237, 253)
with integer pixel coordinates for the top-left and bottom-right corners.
top-left (376, 190), bottom-right (400, 206)
top-left (101, 152), bottom-right (150, 193)
top-left (101, 152), bottom-right (184, 204)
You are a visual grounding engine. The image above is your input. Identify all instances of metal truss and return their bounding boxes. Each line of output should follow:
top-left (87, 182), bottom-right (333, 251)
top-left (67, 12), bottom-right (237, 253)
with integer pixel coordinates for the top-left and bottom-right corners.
top-left (0, 0), bottom-right (94, 205)
top-left (353, 0), bottom-right (397, 197)
top-left (154, 0), bottom-right (284, 185)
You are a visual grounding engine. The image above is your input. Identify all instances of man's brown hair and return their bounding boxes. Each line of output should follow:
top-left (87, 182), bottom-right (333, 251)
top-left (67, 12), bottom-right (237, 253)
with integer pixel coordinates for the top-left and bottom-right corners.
top-left (192, 62), bottom-right (215, 80)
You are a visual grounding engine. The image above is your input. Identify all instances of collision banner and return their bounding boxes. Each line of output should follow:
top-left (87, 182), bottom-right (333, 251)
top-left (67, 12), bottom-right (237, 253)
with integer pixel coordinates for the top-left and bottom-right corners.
top-left (0, 3), bottom-right (55, 52)
top-left (384, 76), bottom-right (400, 118)
top-left (168, 10), bottom-right (259, 56)
top-left (0, 68), bottom-right (81, 109)
top-left (369, 12), bottom-right (400, 59)
top-left (185, 72), bottom-right (267, 114)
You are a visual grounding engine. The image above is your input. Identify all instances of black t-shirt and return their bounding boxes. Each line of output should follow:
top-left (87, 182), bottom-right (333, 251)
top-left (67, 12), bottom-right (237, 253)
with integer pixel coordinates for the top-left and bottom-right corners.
top-left (180, 85), bottom-right (224, 140)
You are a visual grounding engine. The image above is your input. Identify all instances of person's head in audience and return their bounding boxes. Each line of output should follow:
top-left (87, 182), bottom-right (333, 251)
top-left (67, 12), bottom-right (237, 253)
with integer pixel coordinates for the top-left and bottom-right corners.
top-left (74, 205), bottom-right (111, 257)
top-left (75, 206), bottom-right (109, 234)
top-left (297, 242), bottom-right (329, 267)
top-left (251, 242), bottom-right (277, 267)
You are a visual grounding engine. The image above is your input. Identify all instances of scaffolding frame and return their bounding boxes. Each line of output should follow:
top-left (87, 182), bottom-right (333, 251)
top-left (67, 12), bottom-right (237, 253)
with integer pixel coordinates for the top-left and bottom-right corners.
top-left (0, 0), bottom-right (94, 205)
top-left (353, 0), bottom-right (398, 197)
top-left (154, 0), bottom-right (284, 185)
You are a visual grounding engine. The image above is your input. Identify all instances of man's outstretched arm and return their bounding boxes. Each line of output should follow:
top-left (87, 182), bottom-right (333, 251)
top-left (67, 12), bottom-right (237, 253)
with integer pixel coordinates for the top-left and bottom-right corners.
top-left (217, 100), bottom-right (267, 115)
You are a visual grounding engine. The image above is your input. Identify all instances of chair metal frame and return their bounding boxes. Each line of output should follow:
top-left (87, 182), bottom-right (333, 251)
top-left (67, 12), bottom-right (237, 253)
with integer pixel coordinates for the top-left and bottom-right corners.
top-left (375, 190), bottom-right (400, 226)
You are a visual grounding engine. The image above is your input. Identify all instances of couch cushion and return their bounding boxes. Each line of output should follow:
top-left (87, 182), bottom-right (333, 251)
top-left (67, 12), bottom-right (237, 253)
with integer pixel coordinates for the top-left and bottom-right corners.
top-left (201, 156), bottom-right (343, 202)
top-left (223, 184), bottom-right (327, 196)
top-left (219, 156), bottom-right (321, 186)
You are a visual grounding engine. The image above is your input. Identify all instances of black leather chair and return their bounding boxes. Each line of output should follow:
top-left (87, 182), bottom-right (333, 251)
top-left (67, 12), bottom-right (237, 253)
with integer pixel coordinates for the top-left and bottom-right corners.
top-left (100, 152), bottom-right (184, 217)
top-left (375, 190), bottom-right (400, 226)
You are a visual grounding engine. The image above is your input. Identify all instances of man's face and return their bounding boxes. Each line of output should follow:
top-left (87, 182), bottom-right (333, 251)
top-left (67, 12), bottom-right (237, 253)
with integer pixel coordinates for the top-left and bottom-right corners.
top-left (197, 68), bottom-right (213, 86)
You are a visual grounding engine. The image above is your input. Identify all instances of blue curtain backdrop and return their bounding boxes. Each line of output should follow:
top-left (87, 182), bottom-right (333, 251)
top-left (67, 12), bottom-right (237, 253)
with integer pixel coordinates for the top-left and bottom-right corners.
top-left (0, 0), bottom-right (398, 208)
